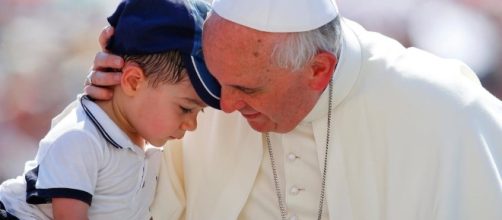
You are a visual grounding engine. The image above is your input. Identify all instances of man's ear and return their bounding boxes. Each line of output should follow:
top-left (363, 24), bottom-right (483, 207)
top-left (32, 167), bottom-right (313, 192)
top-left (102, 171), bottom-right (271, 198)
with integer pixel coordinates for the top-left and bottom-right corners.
top-left (308, 51), bottom-right (337, 91)
top-left (121, 62), bottom-right (147, 96)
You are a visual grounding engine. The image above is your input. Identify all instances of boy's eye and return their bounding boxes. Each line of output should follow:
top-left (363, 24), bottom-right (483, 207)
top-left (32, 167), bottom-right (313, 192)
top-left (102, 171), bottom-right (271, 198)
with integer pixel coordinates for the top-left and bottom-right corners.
top-left (180, 106), bottom-right (193, 114)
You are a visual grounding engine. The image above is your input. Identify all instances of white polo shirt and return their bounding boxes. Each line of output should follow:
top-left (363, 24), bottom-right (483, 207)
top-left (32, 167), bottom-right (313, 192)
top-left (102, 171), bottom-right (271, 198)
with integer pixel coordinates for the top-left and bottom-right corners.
top-left (0, 96), bottom-right (161, 220)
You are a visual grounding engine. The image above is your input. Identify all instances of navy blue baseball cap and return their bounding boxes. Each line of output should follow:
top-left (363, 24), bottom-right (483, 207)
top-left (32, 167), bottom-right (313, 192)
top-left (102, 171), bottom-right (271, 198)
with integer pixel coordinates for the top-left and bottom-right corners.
top-left (107, 0), bottom-right (221, 109)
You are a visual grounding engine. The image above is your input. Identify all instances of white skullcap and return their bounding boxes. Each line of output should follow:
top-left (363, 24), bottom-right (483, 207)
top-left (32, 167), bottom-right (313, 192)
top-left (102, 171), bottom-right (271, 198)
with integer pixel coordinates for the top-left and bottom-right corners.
top-left (211, 0), bottom-right (339, 32)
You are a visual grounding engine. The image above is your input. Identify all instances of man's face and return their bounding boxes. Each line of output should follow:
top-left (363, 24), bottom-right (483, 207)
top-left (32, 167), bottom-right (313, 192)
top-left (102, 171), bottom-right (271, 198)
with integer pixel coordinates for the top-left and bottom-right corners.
top-left (202, 15), bottom-right (321, 133)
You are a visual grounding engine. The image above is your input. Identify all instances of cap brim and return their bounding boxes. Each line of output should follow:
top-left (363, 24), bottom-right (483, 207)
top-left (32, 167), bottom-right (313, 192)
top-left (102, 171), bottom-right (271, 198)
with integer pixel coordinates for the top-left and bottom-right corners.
top-left (183, 52), bottom-right (221, 110)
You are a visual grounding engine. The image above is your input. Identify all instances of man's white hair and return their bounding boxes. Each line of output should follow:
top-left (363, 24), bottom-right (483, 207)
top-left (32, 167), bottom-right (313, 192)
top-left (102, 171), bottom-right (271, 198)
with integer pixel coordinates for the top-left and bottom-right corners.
top-left (272, 16), bottom-right (342, 71)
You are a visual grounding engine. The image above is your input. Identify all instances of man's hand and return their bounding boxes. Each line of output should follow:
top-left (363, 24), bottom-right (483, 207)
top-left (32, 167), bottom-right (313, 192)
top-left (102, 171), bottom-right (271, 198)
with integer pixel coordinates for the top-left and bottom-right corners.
top-left (83, 26), bottom-right (124, 100)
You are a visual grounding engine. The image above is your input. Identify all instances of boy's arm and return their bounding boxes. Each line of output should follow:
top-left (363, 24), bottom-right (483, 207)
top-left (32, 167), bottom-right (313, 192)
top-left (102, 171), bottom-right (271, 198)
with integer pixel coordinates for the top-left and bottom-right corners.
top-left (30, 130), bottom-right (99, 220)
top-left (52, 198), bottom-right (89, 220)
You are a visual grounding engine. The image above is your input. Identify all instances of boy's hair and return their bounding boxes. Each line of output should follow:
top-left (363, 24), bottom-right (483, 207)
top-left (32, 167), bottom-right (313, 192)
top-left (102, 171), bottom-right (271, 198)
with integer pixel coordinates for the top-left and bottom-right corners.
top-left (123, 50), bottom-right (186, 87)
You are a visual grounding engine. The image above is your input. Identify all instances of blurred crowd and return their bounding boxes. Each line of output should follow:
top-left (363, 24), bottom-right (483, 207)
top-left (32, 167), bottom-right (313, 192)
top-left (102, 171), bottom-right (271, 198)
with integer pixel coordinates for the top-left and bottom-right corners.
top-left (0, 0), bottom-right (121, 181)
top-left (0, 0), bottom-right (501, 182)
top-left (338, 0), bottom-right (502, 97)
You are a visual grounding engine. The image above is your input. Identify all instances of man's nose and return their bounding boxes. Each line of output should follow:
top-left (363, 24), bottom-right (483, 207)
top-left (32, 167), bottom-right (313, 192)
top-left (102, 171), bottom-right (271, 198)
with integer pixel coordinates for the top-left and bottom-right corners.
top-left (220, 87), bottom-right (246, 113)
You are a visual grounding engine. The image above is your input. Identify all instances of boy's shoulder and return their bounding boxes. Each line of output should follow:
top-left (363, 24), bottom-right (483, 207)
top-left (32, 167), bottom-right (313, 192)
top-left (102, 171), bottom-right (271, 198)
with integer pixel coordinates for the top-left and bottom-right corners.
top-left (45, 100), bottom-right (101, 145)
top-left (44, 95), bottom-right (140, 155)
top-left (39, 98), bottom-right (108, 160)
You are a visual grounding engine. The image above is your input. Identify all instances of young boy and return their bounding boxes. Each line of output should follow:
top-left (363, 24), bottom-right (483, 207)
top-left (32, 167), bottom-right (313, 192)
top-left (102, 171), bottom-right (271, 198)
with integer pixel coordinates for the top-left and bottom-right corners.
top-left (0, 0), bottom-right (220, 219)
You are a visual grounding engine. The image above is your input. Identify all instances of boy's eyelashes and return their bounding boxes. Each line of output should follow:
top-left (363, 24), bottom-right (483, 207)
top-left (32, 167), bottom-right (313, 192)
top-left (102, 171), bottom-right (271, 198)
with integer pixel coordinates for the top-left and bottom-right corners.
top-left (180, 106), bottom-right (193, 114)
top-left (179, 106), bottom-right (205, 114)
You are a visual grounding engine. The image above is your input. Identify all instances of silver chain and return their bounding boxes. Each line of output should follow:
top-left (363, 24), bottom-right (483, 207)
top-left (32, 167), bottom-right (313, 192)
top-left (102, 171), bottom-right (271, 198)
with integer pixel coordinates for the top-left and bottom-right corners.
top-left (266, 80), bottom-right (333, 220)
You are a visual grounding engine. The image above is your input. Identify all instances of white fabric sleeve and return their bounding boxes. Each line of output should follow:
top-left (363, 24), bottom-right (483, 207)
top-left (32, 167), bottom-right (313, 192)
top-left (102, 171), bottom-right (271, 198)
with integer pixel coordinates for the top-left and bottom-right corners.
top-left (26, 129), bottom-right (102, 205)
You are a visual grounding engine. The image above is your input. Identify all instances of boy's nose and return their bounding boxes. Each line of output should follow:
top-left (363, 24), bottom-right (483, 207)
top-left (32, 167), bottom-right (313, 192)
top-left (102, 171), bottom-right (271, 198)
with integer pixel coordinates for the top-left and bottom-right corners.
top-left (181, 116), bottom-right (197, 131)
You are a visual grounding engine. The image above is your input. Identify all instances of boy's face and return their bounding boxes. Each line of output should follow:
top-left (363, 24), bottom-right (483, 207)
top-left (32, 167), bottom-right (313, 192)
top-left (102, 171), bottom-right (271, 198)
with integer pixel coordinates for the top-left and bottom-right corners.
top-left (127, 75), bottom-right (206, 147)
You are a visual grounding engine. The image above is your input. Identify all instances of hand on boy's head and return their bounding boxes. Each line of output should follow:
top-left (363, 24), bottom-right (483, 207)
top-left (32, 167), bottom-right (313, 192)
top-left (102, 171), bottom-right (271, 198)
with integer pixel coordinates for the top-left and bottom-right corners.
top-left (93, 51), bottom-right (124, 72)
top-left (99, 26), bottom-right (114, 51)
top-left (83, 26), bottom-right (124, 101)
top-left (83, 69), bottom-right (122, 100)
top-left (94, 26), bottom-right (124, 72)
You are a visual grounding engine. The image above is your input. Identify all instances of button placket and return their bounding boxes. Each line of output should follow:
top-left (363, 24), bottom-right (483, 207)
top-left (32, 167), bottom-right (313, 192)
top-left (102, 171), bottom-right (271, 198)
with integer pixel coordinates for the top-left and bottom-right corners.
top-left (279, 122), bottom-right (326, 219)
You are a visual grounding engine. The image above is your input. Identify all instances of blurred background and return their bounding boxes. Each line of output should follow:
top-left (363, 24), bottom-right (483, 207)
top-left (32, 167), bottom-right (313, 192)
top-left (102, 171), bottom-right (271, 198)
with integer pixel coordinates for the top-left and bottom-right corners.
top-left (0, 0), bottom-right (501, 182)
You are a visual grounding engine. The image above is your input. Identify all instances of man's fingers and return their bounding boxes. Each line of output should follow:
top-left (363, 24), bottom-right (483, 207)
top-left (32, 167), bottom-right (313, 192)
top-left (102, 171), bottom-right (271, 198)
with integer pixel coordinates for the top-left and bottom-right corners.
top-left (83, 84), bottom-right (114, 101)
top-left (98, 26), bottom-right (114, 51)
top-left (93, 51), bottom-right (124, 71)
top-left (88, 70), bottom-right (122, 87)
top-left (84, 26), bottom-right (120, 101)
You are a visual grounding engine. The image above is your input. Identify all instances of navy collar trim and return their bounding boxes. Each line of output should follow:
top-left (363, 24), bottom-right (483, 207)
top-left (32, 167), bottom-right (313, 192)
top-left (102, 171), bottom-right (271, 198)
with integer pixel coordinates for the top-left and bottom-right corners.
top-left (80, 95), bottom-right (123, 149)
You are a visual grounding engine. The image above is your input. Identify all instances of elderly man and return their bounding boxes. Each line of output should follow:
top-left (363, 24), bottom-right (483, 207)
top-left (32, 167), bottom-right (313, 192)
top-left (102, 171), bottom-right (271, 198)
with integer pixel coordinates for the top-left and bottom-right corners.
top-left (86, 0), bottom-right (502, 219)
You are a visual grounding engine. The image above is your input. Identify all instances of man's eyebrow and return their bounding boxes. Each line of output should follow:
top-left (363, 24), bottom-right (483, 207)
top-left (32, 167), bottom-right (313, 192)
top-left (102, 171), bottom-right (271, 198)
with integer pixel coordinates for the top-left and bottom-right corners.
top-left (231, 85), bottom-right (259, 94)
top-left (231, 85), bottom-right (252, 90)
top-left (184, 97), bottom-right (207, 107)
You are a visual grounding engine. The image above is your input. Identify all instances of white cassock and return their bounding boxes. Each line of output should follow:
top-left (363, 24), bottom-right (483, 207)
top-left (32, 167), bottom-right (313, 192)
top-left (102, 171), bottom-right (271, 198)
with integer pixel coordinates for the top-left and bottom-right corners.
top-left (151, 19), bottom-right (502, 220)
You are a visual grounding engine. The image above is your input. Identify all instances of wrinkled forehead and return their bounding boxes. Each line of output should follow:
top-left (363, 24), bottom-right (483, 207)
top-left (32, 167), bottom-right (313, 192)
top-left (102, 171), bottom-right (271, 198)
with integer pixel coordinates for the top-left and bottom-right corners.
top-left (203, 14), bottom-right (285, 60)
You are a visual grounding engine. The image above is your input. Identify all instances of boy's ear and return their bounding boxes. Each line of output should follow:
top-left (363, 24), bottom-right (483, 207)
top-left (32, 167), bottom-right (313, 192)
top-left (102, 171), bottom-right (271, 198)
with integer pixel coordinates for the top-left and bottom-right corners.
top-left (121, 62), bottom-right (147, 96)
top-left (308, 51), bottom-right (337, 91)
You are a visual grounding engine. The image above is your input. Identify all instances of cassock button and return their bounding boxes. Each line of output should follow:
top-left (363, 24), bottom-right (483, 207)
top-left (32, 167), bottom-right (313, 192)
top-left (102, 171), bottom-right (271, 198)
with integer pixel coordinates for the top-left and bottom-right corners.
top-left (290, 186), bottom-right (301, 195)
top-left (287, 153), bottom-right (298, 161)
